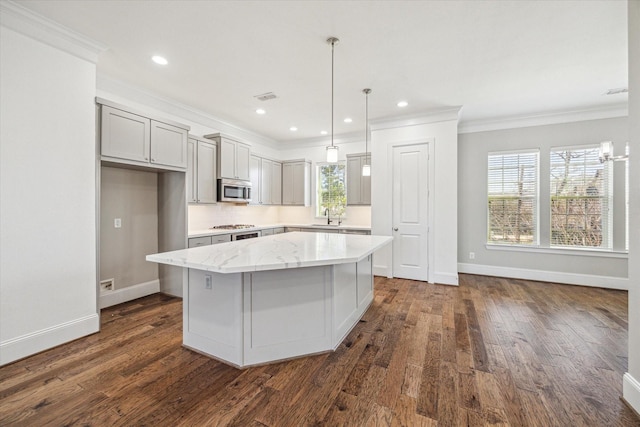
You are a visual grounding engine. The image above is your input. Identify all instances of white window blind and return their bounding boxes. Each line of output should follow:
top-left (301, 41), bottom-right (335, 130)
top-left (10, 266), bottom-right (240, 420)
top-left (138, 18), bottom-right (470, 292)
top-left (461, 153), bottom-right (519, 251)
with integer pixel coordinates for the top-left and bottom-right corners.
top-left (550, 145), bottom-right (612, 249)
top-left (487, 150), bottom-right (539, 245)
top-left (316, 162), bottom-right (346, 218)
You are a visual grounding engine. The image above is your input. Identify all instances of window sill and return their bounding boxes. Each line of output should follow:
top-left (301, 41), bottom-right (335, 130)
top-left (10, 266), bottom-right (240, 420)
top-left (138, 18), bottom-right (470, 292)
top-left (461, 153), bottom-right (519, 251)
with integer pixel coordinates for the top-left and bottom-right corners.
top-left (485, 244), bottom-right (628, 259)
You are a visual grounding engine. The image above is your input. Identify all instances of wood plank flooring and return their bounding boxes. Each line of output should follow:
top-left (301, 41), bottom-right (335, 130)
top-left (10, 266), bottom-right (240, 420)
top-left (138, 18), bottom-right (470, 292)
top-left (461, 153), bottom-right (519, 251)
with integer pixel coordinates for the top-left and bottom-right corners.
top-left (1, 274), bottom-right (639, 426)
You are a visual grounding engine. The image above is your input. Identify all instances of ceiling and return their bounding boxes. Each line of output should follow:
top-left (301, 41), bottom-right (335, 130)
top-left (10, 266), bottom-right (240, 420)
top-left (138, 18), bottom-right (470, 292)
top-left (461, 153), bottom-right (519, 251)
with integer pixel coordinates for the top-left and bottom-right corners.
top-left (18, 0), bottom-right (628, 143)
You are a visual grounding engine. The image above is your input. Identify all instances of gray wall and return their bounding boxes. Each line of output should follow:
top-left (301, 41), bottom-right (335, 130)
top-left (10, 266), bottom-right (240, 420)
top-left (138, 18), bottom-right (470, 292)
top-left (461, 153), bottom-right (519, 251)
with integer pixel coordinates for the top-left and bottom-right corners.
top-left (458, 117), bottom-right (628, 282)
top-left (100, 166), bottom-right (159, 289)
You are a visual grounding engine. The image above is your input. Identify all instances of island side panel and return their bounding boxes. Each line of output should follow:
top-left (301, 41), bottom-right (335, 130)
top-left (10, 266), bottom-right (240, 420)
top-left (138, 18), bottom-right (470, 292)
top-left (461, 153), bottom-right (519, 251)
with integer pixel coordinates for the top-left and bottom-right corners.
top-left (185, 269), bottom-right (243, 366)
top-left (333, 255), bottom-right (374, 347)
top-left (243, 266), bottom-right (333, 366)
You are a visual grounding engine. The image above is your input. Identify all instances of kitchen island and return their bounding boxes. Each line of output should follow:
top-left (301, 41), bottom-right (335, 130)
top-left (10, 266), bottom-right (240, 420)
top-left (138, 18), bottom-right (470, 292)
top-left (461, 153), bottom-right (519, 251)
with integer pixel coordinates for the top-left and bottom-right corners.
top-left (146, 232), bottom-right (392, 368)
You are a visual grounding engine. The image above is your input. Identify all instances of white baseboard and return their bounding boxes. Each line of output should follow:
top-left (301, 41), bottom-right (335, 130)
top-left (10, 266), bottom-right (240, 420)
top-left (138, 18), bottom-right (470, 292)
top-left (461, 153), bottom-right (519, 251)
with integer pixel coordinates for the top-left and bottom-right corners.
top-left (99, 279), bottom-right (160, 309)
top-left (458, 263), bottom-right (628, 290)
top-left (624, 373), bottom-right (640, 415)
top-left (0, 313), bottom-right (99, 366)
top-left (431, 271), bottom-right (459, 286)
top-left (373, 265), bottom-right (391, 278)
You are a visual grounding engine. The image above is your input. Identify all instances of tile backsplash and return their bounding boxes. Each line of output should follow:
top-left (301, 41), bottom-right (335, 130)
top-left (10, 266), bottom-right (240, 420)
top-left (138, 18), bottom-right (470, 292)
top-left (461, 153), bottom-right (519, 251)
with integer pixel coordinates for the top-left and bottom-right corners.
top-left (188, 204), bottom-right (371, 232)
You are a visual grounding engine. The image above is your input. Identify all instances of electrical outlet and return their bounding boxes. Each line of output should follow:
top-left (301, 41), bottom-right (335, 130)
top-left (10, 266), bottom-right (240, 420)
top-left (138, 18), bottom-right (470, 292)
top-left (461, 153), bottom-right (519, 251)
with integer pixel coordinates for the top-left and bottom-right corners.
top-left (100, 279), bottom-right (114, 292)
top-left (469, 252), bottom-right (475, 260)
top-left (114, 218), bottom-right (122, 228)
top-left (205, 275), bottom-right (212, 290)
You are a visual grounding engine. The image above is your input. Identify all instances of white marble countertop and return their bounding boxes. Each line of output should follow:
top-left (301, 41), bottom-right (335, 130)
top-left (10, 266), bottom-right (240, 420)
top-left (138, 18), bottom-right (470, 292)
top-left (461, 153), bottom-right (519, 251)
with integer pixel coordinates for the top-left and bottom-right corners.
top-left (147, 232), bottom-right (392, 274)
top-left (188, 223), bottom-right (372, 238)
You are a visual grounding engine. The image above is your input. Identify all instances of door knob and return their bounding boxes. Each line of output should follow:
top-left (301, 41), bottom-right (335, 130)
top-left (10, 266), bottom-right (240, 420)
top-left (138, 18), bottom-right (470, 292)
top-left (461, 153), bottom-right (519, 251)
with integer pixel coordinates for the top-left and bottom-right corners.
top-left (393, 227), bottom-right (398, 231)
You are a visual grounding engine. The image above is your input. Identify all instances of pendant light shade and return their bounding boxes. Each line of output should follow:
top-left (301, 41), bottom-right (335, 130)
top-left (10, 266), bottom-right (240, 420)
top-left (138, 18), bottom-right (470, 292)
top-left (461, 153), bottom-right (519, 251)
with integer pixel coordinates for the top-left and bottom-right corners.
top-left (326, 145), bottom-right (339, 163)
top-left (326, 37), bottom-right (339, 163)
top-left (362, 88), bottom-right (371, 176)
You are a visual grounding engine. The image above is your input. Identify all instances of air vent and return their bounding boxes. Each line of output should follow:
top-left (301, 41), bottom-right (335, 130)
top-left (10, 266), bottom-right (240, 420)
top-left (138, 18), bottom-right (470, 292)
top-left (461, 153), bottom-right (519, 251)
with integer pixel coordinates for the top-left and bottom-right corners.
top-left (254, 92), bottom-right (277, 101)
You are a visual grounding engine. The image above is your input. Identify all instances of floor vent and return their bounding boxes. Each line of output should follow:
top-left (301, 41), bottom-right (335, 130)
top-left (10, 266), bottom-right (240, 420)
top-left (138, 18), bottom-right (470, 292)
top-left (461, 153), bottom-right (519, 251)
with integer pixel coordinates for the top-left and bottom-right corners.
top-left (100, 278), bottom-right (114, 293)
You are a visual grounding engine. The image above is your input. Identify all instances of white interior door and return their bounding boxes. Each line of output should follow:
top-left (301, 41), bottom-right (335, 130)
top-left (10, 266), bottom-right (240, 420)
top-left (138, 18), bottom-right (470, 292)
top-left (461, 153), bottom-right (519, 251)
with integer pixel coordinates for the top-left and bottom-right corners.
top-left (392, 144), bottom-right (429, 281)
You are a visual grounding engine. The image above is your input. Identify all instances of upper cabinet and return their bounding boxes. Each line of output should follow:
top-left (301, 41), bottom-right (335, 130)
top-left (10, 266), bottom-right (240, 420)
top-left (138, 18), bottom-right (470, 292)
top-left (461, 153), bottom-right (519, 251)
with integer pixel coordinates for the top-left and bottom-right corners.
top-left (250, 155), bottom-right (282, 205)
top-left (99, 100), bottom-right (189, 171)
top-left (204, 133), bottom-right (251, 181)
top-left (347, 153), bottom-right (371, 206)
top-left (282, 160), bottom-right (311, 206)
top-left (187, 136), bottom-right (217, 204)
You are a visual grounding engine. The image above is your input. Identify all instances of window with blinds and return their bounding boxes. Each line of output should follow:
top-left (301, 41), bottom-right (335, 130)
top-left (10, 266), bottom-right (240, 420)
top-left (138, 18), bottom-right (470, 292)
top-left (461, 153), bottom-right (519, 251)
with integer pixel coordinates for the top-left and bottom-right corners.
top-left (487, 150), bottom-right (539, 245)
top-left (316, 162), bottom-right (346, 218)
top-left (550, 145), bottom-right (612, 249)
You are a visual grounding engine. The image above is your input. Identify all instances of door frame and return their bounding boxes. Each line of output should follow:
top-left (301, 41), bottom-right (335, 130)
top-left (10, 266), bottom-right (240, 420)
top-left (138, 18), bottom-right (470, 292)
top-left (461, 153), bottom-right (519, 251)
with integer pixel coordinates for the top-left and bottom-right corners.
top-left (386, 138), bottom-right (435, 282)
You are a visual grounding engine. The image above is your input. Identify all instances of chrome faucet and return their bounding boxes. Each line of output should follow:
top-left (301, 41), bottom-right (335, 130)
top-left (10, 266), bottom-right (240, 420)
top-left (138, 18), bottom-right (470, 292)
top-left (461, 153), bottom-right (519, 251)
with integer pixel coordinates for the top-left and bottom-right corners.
top-left (325, 208), bottom-right (333, 225)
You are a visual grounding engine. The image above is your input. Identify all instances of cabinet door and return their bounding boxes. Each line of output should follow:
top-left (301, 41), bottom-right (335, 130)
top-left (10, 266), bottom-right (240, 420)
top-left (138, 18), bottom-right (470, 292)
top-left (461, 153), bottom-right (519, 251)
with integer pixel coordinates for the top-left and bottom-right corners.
top-left (347, 156), bottom-right (362, 205)
top-left (361, 155), bottom-right (371, 205)
top-left (292, 162), bottom-right (306, 205)
top-left (282, 163), bottom-right (294, 205)
top-left (186, 138), bottom-right (197, 203)
top-left (101, 106), bottom-right (150, 163)
top-left (219, 139), bottom-right (236, 179)
top-left (271, 162), bottom-right (282, 205)
top-left (211, 234), bottom-right (231, 244)
top-left (236, 142), bottom-right (251, 180)
top-left (150, 120), bottom-right (187, 169)
top-left (261, 228), bottom-right (274, 236)
top-left (261, 159), bottom-right (272, 204)
top-left (249, 155), bottom-right (262, 205)
top-left (188, 236), bottom-right (212, 248)
top-left (197, 141), bottom-right (217, 203)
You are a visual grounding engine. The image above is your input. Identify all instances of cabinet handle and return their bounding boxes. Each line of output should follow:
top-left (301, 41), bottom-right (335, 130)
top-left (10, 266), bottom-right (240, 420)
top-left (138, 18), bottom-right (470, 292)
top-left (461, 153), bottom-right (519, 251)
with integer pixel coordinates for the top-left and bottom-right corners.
top-left (151, 158), bottom-right (156, 162)
top-left (393, 227), bottom-right (398, 231)
top-left (144, 157), bottom-right (149, 160)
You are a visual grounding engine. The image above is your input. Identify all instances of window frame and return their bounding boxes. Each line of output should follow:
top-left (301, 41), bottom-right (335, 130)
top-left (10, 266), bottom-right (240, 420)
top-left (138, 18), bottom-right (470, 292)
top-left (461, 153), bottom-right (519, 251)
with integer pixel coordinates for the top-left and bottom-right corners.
top-left (486, 149), bottom-right (540, 246)
top-left (549, 144), bottom-right (613, 250)
top-left (315, 161), bottom-right (347, 219)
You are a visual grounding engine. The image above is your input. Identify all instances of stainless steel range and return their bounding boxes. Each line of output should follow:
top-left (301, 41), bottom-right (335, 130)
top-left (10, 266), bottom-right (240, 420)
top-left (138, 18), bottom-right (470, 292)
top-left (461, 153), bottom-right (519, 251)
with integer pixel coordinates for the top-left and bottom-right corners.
top-left (210, 224), bottom-right (260, 240)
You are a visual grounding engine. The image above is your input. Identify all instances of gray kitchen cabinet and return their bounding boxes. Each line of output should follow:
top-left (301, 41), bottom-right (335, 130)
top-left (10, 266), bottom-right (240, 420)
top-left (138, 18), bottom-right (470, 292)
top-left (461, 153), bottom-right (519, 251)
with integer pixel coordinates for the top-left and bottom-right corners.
top-left (211, 234), bottom-right (232, 244)
top-left (250, 155), bottom-right (282, 205)
top-left (187, 137), bottom-right (217, 204)
top-left (282, 160), bottom-right (311, 206)
top-left (346, 153), bottom-right (371, 205)
top-left (205, 133), bottom-right (251, 181)
top-left (273, 227), bottom-right (285, 234)
top-left (339, 229), bottom-right (371, 235)
top-left (188, 236), bottom-right (212, 248)
top-left (100, 102), bottom-right (188, 171)
top-left (261, 228), bottom-right (274, 236)
top-left (249, 155), bottom-right (262, 205)
top-left (188, 234), bottom-right (231, 248)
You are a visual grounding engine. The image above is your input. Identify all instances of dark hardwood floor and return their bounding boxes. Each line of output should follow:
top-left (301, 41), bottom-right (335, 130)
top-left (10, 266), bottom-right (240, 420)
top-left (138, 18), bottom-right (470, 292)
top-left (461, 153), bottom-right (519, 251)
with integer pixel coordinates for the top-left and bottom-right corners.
top-left (1, 274), bottom-right (639, 426)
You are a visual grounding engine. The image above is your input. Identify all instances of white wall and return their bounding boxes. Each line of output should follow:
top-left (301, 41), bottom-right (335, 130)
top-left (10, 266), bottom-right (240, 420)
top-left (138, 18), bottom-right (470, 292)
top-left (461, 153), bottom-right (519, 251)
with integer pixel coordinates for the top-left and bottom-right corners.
top-left (458, 117), bottom-right (629, 289)
top-left (0, 26), bottom-right (99, 365)
top-left (624, 0), bottom-right (640, 413)
top-left (370, 113), bottom-right (459, 285)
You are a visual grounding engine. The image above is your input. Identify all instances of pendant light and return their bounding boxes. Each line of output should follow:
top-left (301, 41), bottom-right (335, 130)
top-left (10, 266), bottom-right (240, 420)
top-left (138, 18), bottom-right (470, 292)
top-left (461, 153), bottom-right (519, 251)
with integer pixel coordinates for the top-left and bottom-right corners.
top-left (362, 88), bottom-right (371, 176)
top-left (326, 37), bottom-right (339, 163)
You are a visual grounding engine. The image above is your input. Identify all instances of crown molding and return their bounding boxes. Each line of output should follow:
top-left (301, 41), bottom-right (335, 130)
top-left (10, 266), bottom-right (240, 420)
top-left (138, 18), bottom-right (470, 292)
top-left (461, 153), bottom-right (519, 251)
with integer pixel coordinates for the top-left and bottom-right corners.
top-left (96, 74), bottom-right (280, 149)
top-left (370, 107), bottom-right (462, 132)
top-left (458, 103), bottom-right (628, 134)
top-left (0, 1), bottom-right (106, 63)
top-left (278, 131), bottom-right (365, 150)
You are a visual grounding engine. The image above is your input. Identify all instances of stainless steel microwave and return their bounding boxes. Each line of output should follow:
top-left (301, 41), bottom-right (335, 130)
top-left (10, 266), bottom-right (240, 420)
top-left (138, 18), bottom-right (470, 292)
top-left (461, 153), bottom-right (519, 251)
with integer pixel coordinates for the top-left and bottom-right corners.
top-left (218, 178), bottom-right (252, 203)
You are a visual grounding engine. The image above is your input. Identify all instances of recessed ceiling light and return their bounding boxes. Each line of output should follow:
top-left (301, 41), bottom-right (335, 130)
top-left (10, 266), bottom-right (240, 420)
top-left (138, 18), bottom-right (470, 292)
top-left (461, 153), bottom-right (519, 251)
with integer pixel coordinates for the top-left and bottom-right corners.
top-left (397, 101), bottom-right (408, 108)
top-left (290, 126), bottom-right (298, 132)
top-left (320, 130), bottom-right (328, 135)
top-left (344, 118), bottom-right (352, 123)
top-left (151, 55), bottom-right (168, 65)
top-left (256, 108), bottom-right (266, 115)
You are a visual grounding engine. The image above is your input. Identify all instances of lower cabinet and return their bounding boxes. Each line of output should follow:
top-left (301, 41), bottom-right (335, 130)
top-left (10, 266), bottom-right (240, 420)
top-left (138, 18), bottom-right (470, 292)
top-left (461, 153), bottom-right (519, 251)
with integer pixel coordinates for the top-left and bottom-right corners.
top-left (188, 234), bottom-right (231, 248)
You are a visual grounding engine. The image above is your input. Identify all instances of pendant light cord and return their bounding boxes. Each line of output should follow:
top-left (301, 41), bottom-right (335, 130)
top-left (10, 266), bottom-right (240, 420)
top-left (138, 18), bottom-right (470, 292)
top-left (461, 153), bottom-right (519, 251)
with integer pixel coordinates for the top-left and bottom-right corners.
top-left (331, 39), bottom-right (335, 149)
top-left (365, 91), bottom-right (368, 155)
